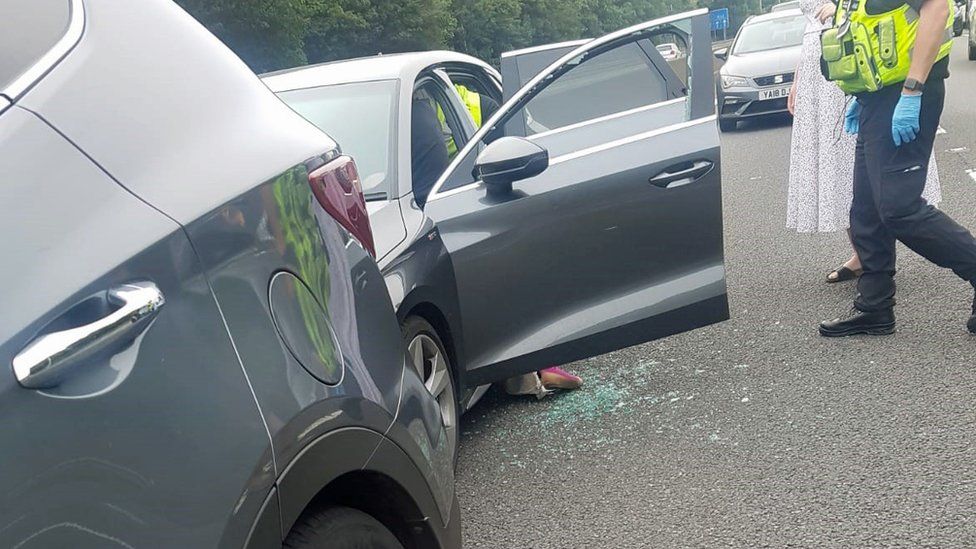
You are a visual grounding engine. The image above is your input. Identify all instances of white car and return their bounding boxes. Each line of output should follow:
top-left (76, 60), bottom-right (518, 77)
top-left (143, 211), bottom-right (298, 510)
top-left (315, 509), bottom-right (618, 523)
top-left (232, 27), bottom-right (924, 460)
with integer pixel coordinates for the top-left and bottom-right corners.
top-left (656, 42), bottom-right (682, 60)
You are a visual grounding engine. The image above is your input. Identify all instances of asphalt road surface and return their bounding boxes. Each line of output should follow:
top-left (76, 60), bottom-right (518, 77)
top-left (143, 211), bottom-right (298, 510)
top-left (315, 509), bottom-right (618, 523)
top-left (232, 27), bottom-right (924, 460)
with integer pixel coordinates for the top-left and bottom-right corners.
top-left (456, 37), bottom-right (976, 548)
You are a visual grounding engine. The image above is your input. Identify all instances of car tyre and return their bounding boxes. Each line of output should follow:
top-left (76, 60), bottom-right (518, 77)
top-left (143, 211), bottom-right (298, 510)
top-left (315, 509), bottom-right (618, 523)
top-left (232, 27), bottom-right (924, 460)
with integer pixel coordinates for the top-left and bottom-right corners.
top-left (969, 41), bottom-right (976, 61)
top-left (719, 118), bottom-right (737, 132)
top-left (403, 316), bottom-right (459, 465)
top-left (284, 506), bottom-right (404, 549)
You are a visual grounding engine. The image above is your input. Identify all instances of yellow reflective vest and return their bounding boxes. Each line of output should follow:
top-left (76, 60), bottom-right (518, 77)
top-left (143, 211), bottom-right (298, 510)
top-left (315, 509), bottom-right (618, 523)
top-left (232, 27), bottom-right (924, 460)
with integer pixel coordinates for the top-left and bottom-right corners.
top-left (455, 84), bottom-right (483, 128)
top-left (821, 0), bottom-right (955, 94)
top-left (437, 84), bottom-right (483, 156)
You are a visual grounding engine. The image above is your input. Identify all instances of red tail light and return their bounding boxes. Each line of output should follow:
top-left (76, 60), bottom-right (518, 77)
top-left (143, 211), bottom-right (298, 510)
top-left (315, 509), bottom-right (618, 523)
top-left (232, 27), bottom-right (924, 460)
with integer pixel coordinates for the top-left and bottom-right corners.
top-left (308, 154), bottom-right (376, 257)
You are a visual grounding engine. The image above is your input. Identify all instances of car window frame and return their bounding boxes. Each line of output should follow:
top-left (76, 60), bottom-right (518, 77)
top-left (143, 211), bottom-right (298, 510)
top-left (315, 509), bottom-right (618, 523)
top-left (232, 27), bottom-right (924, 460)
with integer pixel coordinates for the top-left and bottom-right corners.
top-left (1, 0), bottom-right (84, 108)
top-left (505, 40), bottom-right (672, 139)
top-left (441, 62), bottom-right (504, 107)
top-left (428, 9), bottom-right (709, 199)
top-left (412, 73), bottom-right (470, 160)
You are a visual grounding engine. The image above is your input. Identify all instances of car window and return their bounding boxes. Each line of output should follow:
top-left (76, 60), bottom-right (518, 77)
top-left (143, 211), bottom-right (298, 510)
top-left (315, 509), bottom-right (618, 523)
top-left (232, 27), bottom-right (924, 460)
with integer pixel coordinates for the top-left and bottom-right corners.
top-left (515, 42), bottom-right (668, 136)
top-left (732, 15), bottom-right (807, 55)
top-left (649, 28), bottom-right (692, 88)
top-left (411, 80), bottom-right (466, 205)
top-left (438, 37), bottom-right (679, 194)
top-left (0, 0), bottom-right (72, 93)
top-left (277, 80), bottom-right (397, 200)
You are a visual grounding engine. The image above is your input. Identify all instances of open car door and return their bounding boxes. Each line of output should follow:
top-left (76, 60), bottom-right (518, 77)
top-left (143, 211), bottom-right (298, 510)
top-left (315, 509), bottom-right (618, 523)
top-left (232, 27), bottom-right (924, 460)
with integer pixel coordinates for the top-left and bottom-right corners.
top-left (424, 10), bottom-right (728, 385)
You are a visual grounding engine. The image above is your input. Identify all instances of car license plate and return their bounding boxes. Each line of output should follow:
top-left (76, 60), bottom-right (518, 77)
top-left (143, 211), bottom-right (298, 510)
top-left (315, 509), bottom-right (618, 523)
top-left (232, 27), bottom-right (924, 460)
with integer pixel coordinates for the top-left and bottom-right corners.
top-left (759, 86), bottom-right (791, 101)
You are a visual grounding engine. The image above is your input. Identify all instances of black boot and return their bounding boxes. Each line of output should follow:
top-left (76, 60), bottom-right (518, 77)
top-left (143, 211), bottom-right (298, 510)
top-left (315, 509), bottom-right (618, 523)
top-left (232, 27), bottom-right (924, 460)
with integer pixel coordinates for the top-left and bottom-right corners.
top-left (819, 307), bottom-right (896, 337)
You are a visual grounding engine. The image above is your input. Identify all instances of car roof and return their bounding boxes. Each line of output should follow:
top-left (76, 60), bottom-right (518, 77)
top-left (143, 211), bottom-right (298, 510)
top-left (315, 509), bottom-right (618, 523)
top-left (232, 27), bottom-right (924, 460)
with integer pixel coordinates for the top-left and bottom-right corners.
top-left (261, 50), bottom-right (491, 92)
top-left (770, 0), bottom-right (801, 11)
top-left (744, 8), bottom-right (804, 24)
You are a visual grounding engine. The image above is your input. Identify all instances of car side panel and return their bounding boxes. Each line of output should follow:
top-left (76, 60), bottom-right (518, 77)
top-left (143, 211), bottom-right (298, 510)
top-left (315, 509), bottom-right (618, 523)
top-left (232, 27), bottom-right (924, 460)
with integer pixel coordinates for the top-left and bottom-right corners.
top-left (16, 0), bottom-right (406, 480)
top-left (274, 428), bottom-right (459, 549)
top-left (242, 488), bottom-right (282, 549)
top-left (15, 0), bottom-right (444, 543)
top-left (0, 107), bottom-right (272, 548)
top-left (381, 204), bottom-right (467, 387)
top-left (181, 166), bottom-right (406, 473)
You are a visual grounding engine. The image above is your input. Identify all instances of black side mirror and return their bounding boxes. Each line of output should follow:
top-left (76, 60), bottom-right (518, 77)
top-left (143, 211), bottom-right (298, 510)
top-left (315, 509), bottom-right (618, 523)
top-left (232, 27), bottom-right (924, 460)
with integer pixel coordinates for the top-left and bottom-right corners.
top-left (473, 137), bottom-right (549, 195)
top-left (714, 47), bottom-right (729, 61)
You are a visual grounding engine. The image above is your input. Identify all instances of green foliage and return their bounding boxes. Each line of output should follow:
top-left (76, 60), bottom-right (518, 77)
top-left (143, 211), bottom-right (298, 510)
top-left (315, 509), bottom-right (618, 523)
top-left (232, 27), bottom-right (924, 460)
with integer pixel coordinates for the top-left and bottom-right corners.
top-left (305, 0), bottom-right (457, 63)
top-left (175, 0), bottom-right (317, 73)
top-left (451, 0), bottom-right (528, 62)
top-left (177, 0), bottom-right (766, 72)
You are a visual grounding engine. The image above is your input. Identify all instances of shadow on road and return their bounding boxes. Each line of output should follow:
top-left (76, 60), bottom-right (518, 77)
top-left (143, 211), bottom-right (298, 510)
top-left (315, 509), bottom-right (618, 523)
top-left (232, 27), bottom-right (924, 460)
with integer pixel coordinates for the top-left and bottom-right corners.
top-left (730, 113), bottom-right (794, 133)
top-left (459, 384), bottom-right (529, 435)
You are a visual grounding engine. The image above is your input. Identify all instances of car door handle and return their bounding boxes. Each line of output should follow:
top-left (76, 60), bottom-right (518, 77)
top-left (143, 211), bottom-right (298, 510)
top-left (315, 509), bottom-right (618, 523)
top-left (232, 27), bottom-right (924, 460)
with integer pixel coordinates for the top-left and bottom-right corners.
top-left (649, 160), bottom-right (714, 189)
top-left (12, 281), bottom-right (165, 389)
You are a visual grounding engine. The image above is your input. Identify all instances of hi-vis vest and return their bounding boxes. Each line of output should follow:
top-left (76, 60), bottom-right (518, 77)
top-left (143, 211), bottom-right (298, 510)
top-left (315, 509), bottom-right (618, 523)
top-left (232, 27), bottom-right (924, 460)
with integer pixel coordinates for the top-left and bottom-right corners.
top-left (455, 84), bottom-right (483, 128)
top-left (438, 84), bottom-right (483, 156)
top-left (821, 0), bottom-right (954, 94)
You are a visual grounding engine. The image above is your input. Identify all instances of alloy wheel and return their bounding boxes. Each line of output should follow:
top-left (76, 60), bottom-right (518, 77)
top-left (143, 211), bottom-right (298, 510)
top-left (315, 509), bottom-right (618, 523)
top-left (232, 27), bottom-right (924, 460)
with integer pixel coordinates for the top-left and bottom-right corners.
top-left (407, 334), bottom-right (457, 456)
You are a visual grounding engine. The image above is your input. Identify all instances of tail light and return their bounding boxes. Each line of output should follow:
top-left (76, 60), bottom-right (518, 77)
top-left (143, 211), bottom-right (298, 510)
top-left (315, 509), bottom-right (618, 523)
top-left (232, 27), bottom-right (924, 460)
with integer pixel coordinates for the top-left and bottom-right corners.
top-left (307, 153), bottom-right (376, 257)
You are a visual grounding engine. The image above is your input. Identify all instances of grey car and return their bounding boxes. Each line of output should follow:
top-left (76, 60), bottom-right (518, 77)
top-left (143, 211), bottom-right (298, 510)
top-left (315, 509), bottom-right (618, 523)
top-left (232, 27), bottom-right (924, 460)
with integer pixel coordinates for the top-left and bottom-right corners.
top-left (715, 9), bottom-right (807, 131)
top-left (266, 10), bottom-right (730, 462)
top-left (1, 1), bottom-right (458, 547)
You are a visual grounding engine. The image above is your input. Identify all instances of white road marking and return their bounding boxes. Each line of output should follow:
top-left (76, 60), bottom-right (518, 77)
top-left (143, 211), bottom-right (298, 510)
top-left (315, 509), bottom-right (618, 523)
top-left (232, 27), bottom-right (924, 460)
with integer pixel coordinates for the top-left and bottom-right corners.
top-left (966, 169), bottom-right (976, 183)
top-left (948, 147), bottom-right (969, 153)
top-left (937, 126), bottom-right (947, 135)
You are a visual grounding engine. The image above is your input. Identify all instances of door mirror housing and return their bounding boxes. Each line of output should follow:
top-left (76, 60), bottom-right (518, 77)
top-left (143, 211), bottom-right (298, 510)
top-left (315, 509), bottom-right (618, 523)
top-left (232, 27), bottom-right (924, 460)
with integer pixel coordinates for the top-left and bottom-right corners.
top-left (714, 47), bottom-right (729, 60)
top-left (473, 137), bottom-right (549, 194)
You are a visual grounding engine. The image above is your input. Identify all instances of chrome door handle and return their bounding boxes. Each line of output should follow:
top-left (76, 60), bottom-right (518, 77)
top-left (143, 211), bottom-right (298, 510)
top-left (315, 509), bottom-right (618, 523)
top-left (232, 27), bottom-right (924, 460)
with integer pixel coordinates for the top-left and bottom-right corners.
top-left (13, 282), bottom-right (165, 389)
top-left (649, 160), bottom-right (715, 189)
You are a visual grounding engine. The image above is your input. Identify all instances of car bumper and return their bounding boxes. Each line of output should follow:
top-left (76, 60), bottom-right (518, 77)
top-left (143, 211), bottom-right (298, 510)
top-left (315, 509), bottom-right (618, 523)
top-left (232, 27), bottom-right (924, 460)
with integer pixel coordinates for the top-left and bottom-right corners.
top-left (718, 88), bottom-right (790, 121)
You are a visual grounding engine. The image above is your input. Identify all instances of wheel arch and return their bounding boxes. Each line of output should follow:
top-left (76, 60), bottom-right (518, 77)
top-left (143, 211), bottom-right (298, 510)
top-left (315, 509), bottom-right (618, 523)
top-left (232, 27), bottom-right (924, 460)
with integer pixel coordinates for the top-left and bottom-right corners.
top-left (251, 427), bottom-right (452, 549)
top-left (401, 299), bottom-right (460, 378)
top-left (292, 470), bottom-right (437, 549)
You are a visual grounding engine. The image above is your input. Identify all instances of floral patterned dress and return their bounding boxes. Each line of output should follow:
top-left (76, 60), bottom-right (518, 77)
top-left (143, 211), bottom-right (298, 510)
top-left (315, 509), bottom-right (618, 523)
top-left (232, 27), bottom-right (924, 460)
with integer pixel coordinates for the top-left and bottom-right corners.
top-left (786, 0), bottom-right (941, 233)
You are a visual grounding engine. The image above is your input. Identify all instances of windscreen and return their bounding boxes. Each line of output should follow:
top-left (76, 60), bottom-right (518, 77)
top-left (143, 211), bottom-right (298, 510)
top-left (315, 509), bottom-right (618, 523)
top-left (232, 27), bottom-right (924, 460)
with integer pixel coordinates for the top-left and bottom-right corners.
top-left (278, 80), bottom-right (397, 200)
top-left (732, 14), bottom-right (807, 54)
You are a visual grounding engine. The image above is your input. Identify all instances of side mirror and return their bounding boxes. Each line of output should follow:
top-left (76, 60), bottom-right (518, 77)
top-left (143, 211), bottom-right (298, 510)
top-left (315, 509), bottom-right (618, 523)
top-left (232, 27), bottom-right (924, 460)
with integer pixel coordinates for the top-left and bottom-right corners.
top-left (473, 137), bottom-right (549, 195)
top-left (714, 47), bottom-right (729, 61)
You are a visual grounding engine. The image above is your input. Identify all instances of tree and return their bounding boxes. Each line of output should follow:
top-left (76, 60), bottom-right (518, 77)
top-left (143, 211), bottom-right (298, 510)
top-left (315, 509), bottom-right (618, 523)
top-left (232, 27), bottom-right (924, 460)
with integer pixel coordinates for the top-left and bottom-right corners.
top-left (451, 0), bottom-right (529, 62)
top-left (178, 0), bottom-right (729, 72)
top-left (305, 0), bottom-right (457, 63)
top-left (520, 0), bottom-right (584, 44)
top-left (176, 0), bottom-right (317, 73)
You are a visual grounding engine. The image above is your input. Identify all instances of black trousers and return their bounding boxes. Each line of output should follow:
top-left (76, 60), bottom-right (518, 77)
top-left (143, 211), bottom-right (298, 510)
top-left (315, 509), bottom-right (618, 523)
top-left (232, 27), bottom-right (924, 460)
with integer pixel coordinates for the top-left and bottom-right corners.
top-left (851, 79), bottom-right (976, 312)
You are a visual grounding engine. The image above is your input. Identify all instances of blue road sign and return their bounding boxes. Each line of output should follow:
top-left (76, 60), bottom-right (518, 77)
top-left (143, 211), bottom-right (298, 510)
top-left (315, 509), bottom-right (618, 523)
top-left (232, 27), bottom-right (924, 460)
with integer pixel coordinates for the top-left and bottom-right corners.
top-left (710, 8), bottom-right (730, 31)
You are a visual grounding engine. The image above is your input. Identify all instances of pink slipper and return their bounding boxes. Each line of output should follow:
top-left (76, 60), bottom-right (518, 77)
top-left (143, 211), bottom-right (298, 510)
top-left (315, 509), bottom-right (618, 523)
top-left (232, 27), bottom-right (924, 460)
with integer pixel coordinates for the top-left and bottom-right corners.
top-left (539, 366), bottom-right (583, 391)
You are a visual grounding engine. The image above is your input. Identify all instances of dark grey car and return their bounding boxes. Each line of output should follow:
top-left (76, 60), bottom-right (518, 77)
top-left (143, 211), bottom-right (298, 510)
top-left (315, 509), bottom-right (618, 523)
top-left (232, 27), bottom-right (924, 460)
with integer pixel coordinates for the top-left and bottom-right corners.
top-left (266, 10), bottom-right (730, 462)
top-left (0, 1), bottom-right (458, 547)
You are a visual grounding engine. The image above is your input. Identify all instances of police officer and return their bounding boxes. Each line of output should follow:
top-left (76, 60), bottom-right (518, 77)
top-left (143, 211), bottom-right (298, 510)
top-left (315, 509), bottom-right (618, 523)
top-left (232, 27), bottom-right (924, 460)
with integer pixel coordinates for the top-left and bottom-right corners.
top-left (819, 0), bottom-right (976, 336)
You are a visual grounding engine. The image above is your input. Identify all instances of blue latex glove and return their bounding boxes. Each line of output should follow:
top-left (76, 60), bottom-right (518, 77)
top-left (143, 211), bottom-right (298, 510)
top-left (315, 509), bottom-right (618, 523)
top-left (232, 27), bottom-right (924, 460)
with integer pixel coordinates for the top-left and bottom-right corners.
top-left (892, 93), bottom-right (922, 147)
top-left (844, 99), bottom-right (861, 135)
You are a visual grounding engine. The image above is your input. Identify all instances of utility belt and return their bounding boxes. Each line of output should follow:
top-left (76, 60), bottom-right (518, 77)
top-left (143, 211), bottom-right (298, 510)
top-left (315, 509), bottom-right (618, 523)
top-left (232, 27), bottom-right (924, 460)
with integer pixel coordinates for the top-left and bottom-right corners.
top-left (820, 0), bottom-right (954, 94)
